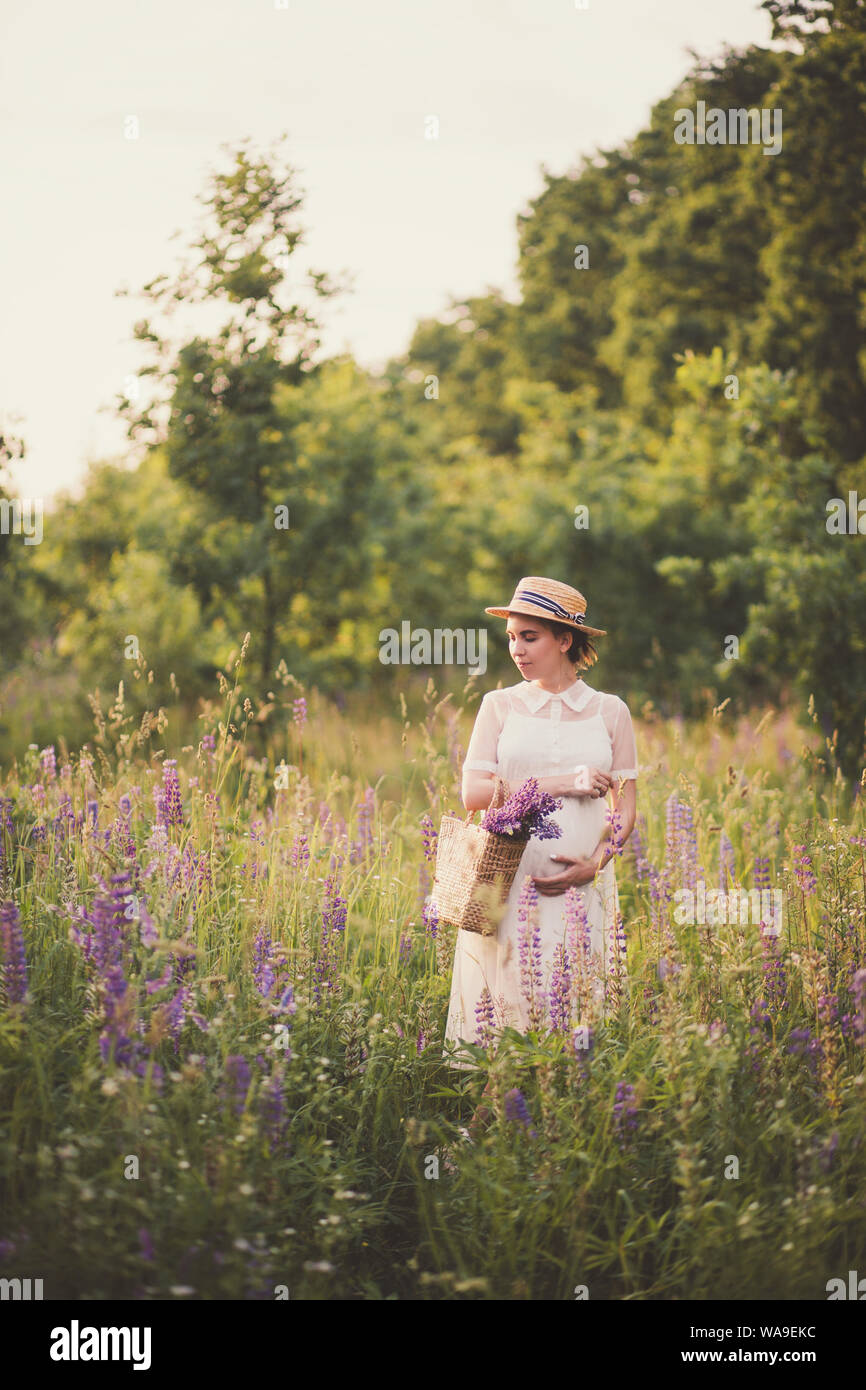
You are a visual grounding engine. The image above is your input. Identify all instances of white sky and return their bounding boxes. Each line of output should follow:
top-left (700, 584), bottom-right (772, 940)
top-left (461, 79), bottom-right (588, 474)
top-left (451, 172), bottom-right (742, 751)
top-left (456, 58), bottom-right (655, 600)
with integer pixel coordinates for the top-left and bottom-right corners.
top-left (0, 0), bottom-right (774, 504)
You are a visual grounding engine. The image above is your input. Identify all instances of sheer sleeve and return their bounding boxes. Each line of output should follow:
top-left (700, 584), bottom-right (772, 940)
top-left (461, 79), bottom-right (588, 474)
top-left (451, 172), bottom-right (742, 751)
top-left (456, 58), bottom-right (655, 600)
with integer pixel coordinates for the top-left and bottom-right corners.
top-left (609, 697), bottom-right (639, 780)
top-left (462, 691), bottom-right (504, 775)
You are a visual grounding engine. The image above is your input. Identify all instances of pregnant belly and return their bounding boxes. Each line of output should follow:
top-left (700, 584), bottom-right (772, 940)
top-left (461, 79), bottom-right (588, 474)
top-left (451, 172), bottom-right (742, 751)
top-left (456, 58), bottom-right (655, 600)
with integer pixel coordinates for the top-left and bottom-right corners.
top-left (525, 796), bottom-right (608, 868)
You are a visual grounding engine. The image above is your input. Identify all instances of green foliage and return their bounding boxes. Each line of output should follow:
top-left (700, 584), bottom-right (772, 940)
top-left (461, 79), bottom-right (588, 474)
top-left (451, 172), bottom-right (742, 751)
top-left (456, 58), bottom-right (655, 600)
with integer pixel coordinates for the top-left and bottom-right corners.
top-left (0, 682), bottom-right (864, 1298)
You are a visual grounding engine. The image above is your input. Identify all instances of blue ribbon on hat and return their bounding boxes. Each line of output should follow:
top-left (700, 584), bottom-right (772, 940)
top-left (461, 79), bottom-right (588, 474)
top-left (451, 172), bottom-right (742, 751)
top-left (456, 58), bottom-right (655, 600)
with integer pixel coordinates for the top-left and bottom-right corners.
top-left (515, 588), bottom-right (587, 625)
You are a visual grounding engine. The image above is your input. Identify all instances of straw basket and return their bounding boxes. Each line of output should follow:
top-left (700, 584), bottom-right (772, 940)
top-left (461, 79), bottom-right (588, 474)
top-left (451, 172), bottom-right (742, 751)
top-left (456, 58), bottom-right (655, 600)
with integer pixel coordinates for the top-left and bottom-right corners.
top-left (430, 776), bottom-right (528, 936)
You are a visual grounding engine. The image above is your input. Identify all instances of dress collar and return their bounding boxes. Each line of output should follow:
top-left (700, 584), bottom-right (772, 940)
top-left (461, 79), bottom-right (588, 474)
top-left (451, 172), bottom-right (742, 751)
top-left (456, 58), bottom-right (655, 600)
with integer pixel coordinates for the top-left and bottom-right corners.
top-left (513, 677), bottom-right (595, 713)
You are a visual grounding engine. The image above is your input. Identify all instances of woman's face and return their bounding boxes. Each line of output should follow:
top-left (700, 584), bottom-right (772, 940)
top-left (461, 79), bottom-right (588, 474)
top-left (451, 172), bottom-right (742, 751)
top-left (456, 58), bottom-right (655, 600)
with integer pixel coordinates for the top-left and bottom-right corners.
top-left (505, 615), bottom-right (571, 678)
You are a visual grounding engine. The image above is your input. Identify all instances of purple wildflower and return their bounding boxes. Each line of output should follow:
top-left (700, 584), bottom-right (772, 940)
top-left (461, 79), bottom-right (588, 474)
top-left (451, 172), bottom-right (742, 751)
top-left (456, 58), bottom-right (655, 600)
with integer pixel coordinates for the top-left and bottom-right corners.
top-left (292, 697), bottom-right (307, 730)
top-left (517, 876), bottom-right (544, 1027)
top-left (612, 1082), bottom-right (639, 1149)
top-left (350, 787), bottom-right (376, 864)
top-left (851, 968), bottom-right (866, 1045)
top-left (40, 745), bottom-right (57, 782)
top-left (260, 1070), bottom-right (289, 1152)
top-left (663, 795), bottom-right (700, 895)
top-left (161, 759), bottom-right (184, 828)
top-left (719, 832), bottom-right (735, 891)
top-left (222, 1055), bottom-right (251, 1115)
top-left (0, 900), bottom-right (28, 1003)
top-left (630, 816), bottom-right (649, 882)
top-left (253, 928), bottom-right (277, 999)
top-left (786, 1026), bottom-right (822, 1071)
top-left (548, 943), bottom-right (572, 1032)
top-left (422, 894), bottom-right (439, 940)
top-left (504, 1087), bottom-right (537, 1137)
top-left (420, 814), bottom-right (438, 863)
top-left (753, 856), bottom-right (772, 894)
top-left (314, 872), bottom-right (347, 1006)
top-left (761, 931), bottom-right (787, 1012)
top-left (481, 778), bottom-right (562, 841)
top-left (604, 806), bottom-right (625, 859)
top-left (792, 845), bottom-right (817, 896)
top-left (474, 986), bottom-right (496, 1046)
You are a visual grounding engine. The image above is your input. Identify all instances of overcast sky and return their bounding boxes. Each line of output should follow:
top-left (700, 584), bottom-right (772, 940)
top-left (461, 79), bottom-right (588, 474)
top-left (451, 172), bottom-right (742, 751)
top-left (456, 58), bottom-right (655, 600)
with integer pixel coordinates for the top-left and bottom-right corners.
top-left (0, 0), bottom-right (775, 504)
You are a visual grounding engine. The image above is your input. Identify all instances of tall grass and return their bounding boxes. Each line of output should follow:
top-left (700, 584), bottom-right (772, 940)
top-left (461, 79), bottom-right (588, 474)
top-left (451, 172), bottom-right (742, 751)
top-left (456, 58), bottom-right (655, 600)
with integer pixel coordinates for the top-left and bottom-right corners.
top-left (0, 648), bottom-right (864, 1299)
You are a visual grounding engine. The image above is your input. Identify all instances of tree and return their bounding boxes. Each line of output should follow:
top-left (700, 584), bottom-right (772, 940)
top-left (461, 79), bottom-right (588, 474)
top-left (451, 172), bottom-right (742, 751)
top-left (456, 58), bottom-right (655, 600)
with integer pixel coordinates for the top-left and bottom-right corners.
top-left (116, 134), bottom-right (348, 684)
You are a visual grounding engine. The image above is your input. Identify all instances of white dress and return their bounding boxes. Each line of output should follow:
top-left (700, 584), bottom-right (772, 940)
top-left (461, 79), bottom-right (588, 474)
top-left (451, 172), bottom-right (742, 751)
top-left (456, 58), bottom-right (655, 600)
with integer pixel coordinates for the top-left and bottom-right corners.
top-left (442, 676), bottom-right (639, 1069)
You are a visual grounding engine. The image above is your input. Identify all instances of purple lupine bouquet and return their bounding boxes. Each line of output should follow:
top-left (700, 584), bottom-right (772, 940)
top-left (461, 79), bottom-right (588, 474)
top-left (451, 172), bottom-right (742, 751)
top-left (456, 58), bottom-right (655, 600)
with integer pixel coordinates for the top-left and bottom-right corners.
top-left (432, 775), bottom-right (563, 935)
top-left (481, 777), bottom-right (563, 842)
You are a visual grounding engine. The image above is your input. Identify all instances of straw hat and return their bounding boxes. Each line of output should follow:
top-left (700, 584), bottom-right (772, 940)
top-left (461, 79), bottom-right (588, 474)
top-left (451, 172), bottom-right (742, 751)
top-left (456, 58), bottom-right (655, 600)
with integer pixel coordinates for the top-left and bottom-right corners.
top-left (484, 575), bottom-right (607, 637)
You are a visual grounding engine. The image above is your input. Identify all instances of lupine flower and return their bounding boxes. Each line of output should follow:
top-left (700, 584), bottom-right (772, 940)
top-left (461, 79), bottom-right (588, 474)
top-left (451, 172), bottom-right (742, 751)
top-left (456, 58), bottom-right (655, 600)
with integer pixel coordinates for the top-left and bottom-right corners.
top-left (718, 832), bottom-right (735, 891)
top-left (792, 845), bottom-right (817, 896)
top-left (612, 1082), bottom-right (639, 1148)
top-left (605, 806), bottom-right (625, 858)
top-left (753, 856), bottom-right (772, 893)
top-left (162, 760), bottom-right (184, 827)
top-left (761, 931), bottom-right (787, 1011)
top-left (642, 986), bottom-right (659, 1025)
top-left (504, 1087), bottom-right (537, 1137)
top-left (399, 932), bottom-right (412, 961)
top-left (314, 872), bottom-right (348, 1006)
top-left (548, 943), bottom-right (572, 1032)
top-left (0, 900), bottom-right (28, 1003)
top-left (630, 816), bottom-right (649, 882)
top-left (292, 697), bottom-right (307, 730)
top-left (40, 745), bottom-right (57, 782)
top-left (291, 834), bottom-right (310, 868)
top-left (663, 796), bottom-right (699, 894)
top-left (350, 788), bottom-right (376, 863)
top-left (420, 814), bottom-right (438, 863)
top-left (201, 733), bottom-right (216, 758)
top-left (422, 894), bottom-right (439, 940)
top-left (679, 802), bottom-right (698, 893)
top-left (851, 968), bottom-right (866, 1045)
top-left (474, 986), bottom-right (496, 1046)
top-left (517, 876), bottom-right (544, 1026)
top-left (564, 886), bottom-right (594, 1017)
top-left (609, 910), bottom-right (627, 976)
top-left (481, 778), bottom-right (562, 841)
top-left (260, 1070), bottom-right (289, 1153)
top-left (222, 1055), bottom-right (252, 1115)
top-left (253, 928), bottom-right (277, 999)
top-left (786, 1026), bottom-right (822, 1070)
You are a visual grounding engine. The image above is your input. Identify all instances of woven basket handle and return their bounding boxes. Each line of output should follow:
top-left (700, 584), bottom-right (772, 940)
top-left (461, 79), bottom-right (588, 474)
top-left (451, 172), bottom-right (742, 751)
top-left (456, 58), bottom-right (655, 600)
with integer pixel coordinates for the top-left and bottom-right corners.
top-left (464, 773), bottom-right (508, 823)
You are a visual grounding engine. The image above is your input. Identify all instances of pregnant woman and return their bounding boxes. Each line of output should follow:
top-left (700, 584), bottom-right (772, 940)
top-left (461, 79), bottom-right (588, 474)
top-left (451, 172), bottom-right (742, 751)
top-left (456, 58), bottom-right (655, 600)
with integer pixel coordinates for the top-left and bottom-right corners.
top-left (443, 575), bottom-right (639, 1074)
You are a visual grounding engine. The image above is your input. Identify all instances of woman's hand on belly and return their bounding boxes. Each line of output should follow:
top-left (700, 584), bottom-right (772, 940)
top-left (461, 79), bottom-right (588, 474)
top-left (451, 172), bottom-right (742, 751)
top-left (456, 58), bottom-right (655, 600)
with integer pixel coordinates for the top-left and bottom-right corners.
top-left (531, 852), bottom-right (598, 896)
